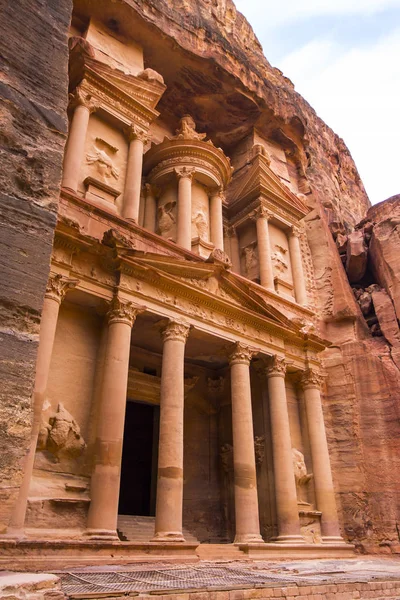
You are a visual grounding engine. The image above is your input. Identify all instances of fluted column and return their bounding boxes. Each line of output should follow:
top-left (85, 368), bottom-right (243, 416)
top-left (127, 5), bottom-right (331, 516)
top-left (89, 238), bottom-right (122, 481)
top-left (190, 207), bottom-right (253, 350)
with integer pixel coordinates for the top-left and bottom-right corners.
top-left (175, 167), bottom-right (195, 250)
top-left (251, 206), bottom-right (274, 291)
top-left (289, 226), bottom-right (307, 306)
top-left (122, 125), bottom-right (148, 223)
top-left (143, 183), bottom-right (158, 232)
top-left (8, 274), bottom-right (78, 534)
top-left (62, 88), bottom-right (97, 192)
top-left (210, 189), bottom-right (225, 251)
top-left (301, 369), bottom-right (344, 542)
top-left (86, 297), bottom-right (145, 539)
top-left (229, 343), bottom-right (263, 543)
top-left (266, 356), bottom-right (303, 543)
top-left (153, 320), bottom-right (191, 541)
top-left (225, 225), bottom-right (241, 274)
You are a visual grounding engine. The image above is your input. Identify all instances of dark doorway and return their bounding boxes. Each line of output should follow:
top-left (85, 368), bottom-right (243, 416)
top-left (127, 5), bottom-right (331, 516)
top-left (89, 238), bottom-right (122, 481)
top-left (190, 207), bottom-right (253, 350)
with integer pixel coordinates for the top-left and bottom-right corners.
top-left (118, 400), bottom-right (159, 516)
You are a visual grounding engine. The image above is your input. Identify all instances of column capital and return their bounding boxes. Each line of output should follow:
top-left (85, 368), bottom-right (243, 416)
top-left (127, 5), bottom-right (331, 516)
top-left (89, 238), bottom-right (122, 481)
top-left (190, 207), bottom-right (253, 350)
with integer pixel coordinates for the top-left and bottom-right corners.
top-left (223, 223), bottom-right (236, 238)
top-left (143, 182), bottom-right (160, 198)
top-left (228, 342), bottom-right (254, 366)
top-left (174, 166), bottom-right (196, 181)
top-left (160, 319), bottom-right (191, 343)
top-left (107, 296), bottom-right (146, 327)
top-left (68, 87), bottom-right (98, 114)
top-left (300, 368), bottom-right (324, 390)
top-left (45, 273), bottom-right (79, 304)
top-left (250, 204), bottom-right (272, 222)
top-left (265, 355), bottom-right (287, 378)
top-left (290, 225), bottom-right (302, 238)
top-left (124, 124), bottom-right (148, 144)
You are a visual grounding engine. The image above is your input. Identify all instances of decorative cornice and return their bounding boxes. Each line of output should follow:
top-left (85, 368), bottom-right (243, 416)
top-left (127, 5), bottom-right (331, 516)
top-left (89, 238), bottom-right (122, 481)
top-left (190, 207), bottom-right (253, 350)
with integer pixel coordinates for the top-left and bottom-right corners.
top-left (300, 368), bottom-right (324, 390)
top-left (124, 123), bottom-right (148, 144)
top-left (265, 355), bottom-right (287, 377)
top-left (45, 274), bottom-right (79, 304)
top-left (160, 319), bottom-right (191, 343)
top-left (68, 86), bottom-right (98, 114)
top-left (107, 295), bottom-right (145, 326)
top-left (228, 342), bottom-right (254, 366)
top-left (174, 166), bottom-right (196, 181)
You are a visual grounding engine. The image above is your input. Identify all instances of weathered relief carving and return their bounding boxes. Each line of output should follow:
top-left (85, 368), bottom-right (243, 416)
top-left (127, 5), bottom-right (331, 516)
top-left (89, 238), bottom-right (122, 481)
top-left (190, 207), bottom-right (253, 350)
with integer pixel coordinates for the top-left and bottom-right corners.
top-left (174, 115), bottom-right (207, 141)
top-left (192, 210), bottom-right (208, 240)
top-left (292, 448), bottom-right (313, 506)
top-left (37, 404), bottom-right (86, 460)
top-left (271, 244), bottom-right (289, 275)
top-left (254, 436), bottom-right (265, 466)
top-left (158, 201), bottom-right (176, 237)
top-left (220, 443), bottom-right (233, 473)
top-left (242, 241), bottom-right (258, 280)
top-left (86, 139), bottom-right (119, 182)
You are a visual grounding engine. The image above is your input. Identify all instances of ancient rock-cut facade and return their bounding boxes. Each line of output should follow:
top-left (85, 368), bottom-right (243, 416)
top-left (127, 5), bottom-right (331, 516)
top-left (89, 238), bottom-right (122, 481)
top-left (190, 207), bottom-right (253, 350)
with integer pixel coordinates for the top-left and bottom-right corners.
top-left (1, 0), bottom-right (399, 568)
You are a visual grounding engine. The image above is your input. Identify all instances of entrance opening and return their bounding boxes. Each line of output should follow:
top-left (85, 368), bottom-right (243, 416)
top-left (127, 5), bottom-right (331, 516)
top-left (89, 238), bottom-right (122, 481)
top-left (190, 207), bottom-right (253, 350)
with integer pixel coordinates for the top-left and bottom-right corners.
top-left (118, 400), bottom-right (159, 516)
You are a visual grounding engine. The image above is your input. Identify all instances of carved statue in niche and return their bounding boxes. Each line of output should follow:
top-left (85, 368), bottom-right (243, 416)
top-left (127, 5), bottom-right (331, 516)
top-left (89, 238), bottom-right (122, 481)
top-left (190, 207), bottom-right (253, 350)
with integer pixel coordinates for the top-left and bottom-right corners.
top-left (192, 210), bottom-right (208, 240)
top-left (86, 138), bottom-right (119, 181)
top-left (175, 115), bottom-right (207, 141)
top-left (37, 403), bottom-right (86, 461)
top-left (292, 448), bottom-right (313, 505)
top-left (157, 201), bottom-right (176, 237)
top-left (271, 244), bottom-right (289, 275)
top-left (242, 242), bottom-right (258, 280)
top-left (254, 436), bottom-right (265, 466)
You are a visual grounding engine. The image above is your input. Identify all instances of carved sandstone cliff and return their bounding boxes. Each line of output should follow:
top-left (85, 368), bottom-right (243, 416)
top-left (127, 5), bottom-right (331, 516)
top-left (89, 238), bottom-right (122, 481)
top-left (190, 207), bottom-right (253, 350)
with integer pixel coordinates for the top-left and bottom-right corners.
top-left (0, 0), bottom-right (72, 531)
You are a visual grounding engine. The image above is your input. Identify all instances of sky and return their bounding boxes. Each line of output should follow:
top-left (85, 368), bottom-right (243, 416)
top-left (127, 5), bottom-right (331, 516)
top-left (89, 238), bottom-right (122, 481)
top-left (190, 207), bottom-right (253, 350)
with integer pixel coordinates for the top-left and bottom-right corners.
top-left (233, 0), bottom-right (400, 205)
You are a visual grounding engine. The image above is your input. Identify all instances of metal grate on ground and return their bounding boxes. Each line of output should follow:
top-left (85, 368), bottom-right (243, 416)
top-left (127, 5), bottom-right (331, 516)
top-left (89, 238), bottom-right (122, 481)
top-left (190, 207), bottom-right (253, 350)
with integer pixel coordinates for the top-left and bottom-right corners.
top-left (58, 564), bottom-right (373, 597)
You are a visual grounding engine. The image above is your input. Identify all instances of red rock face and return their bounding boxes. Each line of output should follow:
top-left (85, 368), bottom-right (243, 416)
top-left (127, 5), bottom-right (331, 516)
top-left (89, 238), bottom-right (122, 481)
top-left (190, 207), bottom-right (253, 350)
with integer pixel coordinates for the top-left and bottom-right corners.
top-left (0, 0), bottom-right (72, 532)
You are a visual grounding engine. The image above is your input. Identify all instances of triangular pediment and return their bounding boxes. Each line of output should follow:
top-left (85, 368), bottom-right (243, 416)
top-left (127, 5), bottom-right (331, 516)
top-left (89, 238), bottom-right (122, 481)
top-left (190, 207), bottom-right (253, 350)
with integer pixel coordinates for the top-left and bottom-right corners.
top-left (230, 154), bottom-right (308, 218)
top-left (122, 251), bottom-right (300, 333)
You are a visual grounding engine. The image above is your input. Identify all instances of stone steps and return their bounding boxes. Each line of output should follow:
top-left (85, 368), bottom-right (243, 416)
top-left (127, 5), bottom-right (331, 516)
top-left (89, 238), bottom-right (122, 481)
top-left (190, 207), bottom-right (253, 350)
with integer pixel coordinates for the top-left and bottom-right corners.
top-left (196, 544), bottom-right (246, 560)
top-left (117, 515), bottom-right (199, 543)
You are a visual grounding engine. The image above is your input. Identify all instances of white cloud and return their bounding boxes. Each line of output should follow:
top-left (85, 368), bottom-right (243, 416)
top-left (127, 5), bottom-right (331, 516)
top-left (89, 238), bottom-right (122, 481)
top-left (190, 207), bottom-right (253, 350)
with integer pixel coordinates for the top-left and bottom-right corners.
top-left (235, 0), bottom-right (400, 27)
top-left (279, 29), bottom-right (400, 203)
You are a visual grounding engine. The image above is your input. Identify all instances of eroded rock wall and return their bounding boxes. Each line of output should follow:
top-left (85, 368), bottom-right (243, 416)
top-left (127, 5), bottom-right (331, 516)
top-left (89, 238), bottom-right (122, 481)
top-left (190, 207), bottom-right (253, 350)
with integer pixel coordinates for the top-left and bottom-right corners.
top-left (0, 0), bottom-right (72, 531)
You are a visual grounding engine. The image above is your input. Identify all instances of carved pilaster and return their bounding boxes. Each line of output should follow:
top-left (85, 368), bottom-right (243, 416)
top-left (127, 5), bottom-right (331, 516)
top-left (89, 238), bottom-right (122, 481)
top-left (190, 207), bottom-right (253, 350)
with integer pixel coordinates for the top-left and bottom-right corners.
top-left (265, 355), bottom-right (287, 378)
top-left (106, 296), bottom-right (145, 327)
top-left (160, 319), bottom-right (191, 343)
top-left (68, 86), bottom-right (98, 114)
top-left (45, 274), bottom-right (79, 304)
top-left (174, 166), bottom-right (196, 181)
top-left (228, 342), bottom-right (254, 366)
top-left (300, 368), bottom-right (324, 390)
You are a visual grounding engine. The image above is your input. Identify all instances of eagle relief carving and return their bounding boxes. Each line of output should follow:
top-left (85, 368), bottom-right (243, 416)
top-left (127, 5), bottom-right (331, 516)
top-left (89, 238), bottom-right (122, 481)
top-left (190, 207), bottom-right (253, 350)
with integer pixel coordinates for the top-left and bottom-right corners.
top-left (86, 138), bottom-right (119, 182)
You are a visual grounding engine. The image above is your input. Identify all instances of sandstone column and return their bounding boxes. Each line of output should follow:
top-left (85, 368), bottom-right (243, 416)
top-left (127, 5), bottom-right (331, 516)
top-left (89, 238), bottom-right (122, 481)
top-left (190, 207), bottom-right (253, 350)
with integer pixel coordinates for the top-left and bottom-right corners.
top-left (229, 343), bottom-right (263, 543)
top-left (252, 206), bottom-right (274, 291)
top-left (122, 125), bottom-right (148, 223)
top-left (8, 274), bottom-right (78, 534)
top-left (143, 183), bottom-right (158, 232)
top-left (301, 369), bottom-right (344, 542)
top-left (266, 356), bottom-right (303, 543)
top-left (86, 297), bottom-right (145, 539)
top-left (210, 189), bottom-right (225, 251)
top-left (289, 226), bottom-right (307, 306)
top-left (225, 225), bottom-right (241, 274)
top-left (153, 320), bottom-right (191, 541)
top-left (175, 167), bottom-right (195, 250)
top-left (62, 88), bottom-right (97, 192)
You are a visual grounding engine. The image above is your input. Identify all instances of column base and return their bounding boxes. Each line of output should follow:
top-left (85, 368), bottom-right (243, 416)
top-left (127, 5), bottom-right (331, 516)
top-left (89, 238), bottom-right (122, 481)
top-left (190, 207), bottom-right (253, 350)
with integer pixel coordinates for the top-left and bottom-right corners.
top-left (234, 533), bottom-right (264, 544)
top-left (84, 528), bottom-right (119, 541)
top-left (272, 534), bottom-right (306, 544)
top-left (151, 531), bottom-right (186, 543)
top-left (322, 535), bottom-right (347, 545)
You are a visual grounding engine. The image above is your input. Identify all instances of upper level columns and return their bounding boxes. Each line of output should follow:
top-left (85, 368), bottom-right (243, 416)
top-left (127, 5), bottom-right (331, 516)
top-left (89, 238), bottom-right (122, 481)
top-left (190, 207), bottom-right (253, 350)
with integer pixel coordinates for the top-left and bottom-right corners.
top-left (266, 356), bottom-right (303, 543)
top-left (229, 343), bottom-right (263, 543)
top-left (301, 369), bottom-right (344, 542)
top-left (153, 320), bottom-right (191, 541)
top-left (175, 167), bottom-right (195, 251)
top-left (289, 226), bottom-right (307, 306)
top-left (86, 297), bottom-right (145, 539)
top-left (62, 89), bottom-right (97, 192)
top-left (123, 125), bottom-right (148, 223)
top-left (210, 190), bottom-right (225, 251)
top-left (143, 183), bottom-right (158, 232)
top-left (251, 206), bottom-right (275, 291)
top-left (8, 274), bottom-right (78, 533)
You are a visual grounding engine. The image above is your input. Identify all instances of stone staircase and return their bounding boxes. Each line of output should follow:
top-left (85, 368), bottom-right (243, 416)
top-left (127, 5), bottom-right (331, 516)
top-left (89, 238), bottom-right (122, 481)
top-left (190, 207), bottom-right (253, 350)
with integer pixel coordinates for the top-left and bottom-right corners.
top-left (196, 543), bottom-right (247, 560)
top-left (117, 515), bottom-right (199, 544)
